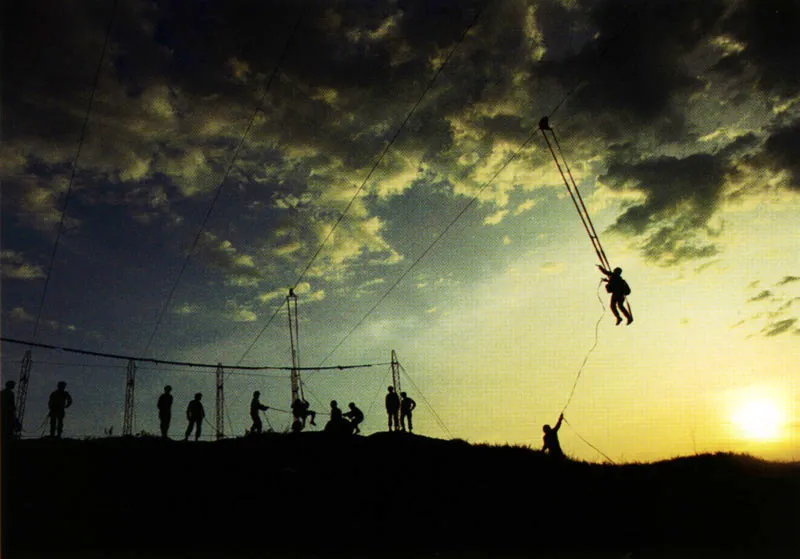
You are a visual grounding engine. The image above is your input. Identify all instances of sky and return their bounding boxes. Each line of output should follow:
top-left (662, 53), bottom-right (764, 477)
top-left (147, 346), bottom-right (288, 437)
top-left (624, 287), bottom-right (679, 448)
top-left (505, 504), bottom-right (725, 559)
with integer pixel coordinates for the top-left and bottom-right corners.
top-left (1, 0), bottom-right (798, 462)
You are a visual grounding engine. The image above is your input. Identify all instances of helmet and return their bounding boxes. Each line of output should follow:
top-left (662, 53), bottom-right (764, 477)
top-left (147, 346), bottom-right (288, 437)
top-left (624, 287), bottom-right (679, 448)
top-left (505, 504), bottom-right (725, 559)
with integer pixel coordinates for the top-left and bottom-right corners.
top-left (254, 391), bottom-right (260, 396)
top-left (613, 267), bottom-right (622, 275)
top-left (164, 385), bottom-right (172, 392)
top-left (57, 381), bottom-right (67, 388)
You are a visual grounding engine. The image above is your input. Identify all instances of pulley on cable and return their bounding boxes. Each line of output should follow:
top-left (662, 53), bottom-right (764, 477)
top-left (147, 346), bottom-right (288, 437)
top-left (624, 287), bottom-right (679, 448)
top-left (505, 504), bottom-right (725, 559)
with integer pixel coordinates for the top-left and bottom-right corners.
top-left (538, 117), bottom-right (633, 326)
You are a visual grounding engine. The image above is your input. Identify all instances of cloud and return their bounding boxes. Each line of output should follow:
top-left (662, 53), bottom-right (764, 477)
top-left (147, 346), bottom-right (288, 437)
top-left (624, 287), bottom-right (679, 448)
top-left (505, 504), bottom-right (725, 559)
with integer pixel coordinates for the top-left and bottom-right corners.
top-left (195, 233), bottom-right (262, 287)
top-left (0, 251), bottom-right (45, 280)
top-left (224, 301), bottom-right (257, 322)
top-left (748, 290), bottom-right (773, 303)
top-left (601, 153), bottom-right (727, 265)
top-left (539, 261), bottom-right (564, 274)
top-left (755, 121), bottom-right (800, 190)
top-left (761, 318), bottom-right (797, 337)
top-left (777, 276), bottom-right (800, 286)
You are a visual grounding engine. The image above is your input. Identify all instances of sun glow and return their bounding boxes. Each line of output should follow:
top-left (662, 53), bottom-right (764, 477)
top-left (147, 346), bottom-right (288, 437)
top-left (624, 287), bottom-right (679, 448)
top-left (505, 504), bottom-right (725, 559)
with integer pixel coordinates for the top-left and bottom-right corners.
top-left (732, 399), bottom-right (783, 442)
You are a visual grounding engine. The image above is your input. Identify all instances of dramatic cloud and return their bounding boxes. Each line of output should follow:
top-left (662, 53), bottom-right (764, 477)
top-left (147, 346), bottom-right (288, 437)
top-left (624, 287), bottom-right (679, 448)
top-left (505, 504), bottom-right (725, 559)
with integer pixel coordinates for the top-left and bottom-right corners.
top-left (601, 153), bottom-right (727, 265)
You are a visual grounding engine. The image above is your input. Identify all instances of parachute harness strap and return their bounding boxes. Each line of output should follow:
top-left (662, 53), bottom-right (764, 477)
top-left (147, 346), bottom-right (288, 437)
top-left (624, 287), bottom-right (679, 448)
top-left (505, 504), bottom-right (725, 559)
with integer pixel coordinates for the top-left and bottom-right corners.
top-left (538, 117), bottom-right (611, 271)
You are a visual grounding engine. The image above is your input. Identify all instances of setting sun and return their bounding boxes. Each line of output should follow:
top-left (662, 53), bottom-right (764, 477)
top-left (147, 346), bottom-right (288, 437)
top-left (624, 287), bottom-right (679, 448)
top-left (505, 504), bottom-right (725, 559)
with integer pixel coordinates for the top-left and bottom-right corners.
top-left (732, 400), bottom-right (783, 441)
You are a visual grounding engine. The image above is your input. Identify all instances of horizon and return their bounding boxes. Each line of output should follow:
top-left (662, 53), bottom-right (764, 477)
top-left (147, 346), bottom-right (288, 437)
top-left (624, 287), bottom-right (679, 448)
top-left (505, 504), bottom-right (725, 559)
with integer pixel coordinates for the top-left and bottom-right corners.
top-left (2, 0), bottom-right (798, 463)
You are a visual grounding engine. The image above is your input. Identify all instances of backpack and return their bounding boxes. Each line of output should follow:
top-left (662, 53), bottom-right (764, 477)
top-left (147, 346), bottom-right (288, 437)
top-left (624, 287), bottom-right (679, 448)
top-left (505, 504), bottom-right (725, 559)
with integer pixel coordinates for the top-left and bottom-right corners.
top-left (621, 279), bottom-right (631, 296)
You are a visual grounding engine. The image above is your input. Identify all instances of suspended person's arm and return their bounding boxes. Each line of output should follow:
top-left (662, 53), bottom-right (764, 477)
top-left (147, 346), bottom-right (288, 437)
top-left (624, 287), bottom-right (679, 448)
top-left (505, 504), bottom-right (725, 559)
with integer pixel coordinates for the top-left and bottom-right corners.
top-left (554, 413), bottom-right (563, 433)
top-left (597, 264), bottom-right (611, 278)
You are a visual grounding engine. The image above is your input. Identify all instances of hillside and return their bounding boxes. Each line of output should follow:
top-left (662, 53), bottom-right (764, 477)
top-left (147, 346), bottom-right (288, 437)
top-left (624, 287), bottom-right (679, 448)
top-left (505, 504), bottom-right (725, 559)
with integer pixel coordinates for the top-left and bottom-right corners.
top-left (3, 433), bottom-right (799, 558)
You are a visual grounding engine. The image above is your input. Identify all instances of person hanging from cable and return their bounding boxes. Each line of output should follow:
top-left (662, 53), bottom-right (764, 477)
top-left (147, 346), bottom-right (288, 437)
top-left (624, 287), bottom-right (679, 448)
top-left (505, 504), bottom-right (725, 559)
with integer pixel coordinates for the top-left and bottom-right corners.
top-left (184, 393), bottom-right (205, 441)
top-left (343, 402), bottom-right (364, 434)
top-left (291, 397), bottom-right (317, 430)
top-left (400, 391), bottom-right (417, 433)
top-left (385, 386), bottom-right (400, 432)
top-left (249, 391), bottom-right (269, 435)
top-left (597, 265), bottom-right (633, 325)
top-left (48, 381), bottom-right (73, 438)
top-left (542, 413), bottom-right (565, 459)
top-left (157, 385), bottom-right (173, 439)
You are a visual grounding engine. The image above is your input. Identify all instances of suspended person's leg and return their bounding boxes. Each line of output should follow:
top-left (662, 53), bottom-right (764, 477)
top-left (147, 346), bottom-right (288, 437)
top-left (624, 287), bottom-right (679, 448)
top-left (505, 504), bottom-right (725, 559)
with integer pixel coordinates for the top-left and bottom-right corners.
top-left (620, 299), bottom-right (633, 325)
top-left (610, 297), bottom-right (623, 325)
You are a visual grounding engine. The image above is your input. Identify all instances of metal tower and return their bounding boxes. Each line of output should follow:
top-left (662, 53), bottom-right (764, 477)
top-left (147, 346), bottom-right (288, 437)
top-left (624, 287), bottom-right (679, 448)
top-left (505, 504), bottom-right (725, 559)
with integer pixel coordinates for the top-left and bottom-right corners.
top-left (391, 349), bottom-right (402, 395)
top-left (14, 350), bottom-right (32, 438)
top-left (122, 359), bottom-right (136, 436)
top-left (287, 288), bottom-right (302, 405)
top-left (215, 363), bottom-right (225, 440)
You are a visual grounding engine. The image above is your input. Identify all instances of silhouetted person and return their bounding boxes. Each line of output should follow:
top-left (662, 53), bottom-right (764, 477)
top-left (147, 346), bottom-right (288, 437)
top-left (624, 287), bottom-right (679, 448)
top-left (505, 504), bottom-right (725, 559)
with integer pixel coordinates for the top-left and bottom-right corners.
top-left (157, 385), bottom-right (173, 438)
top-left (400, 391), bottom-right (417, 432)
top-left (326, 400), bottom-right (354, 434)
top-left (48, 381), bottom-right (73, 438)
top-left (598, 265), bottom-right (633, 325)
top-left (343, 402), bottom-right (364, 434)
top-left (385, 386), bottom-right (400, 432)
top-left (1, 380), bottom-right (18, 441)
top-left (250, 391), bottom-right (269, 434)
top-left (542, 413), bottom-right (564, 459)
top-left (291, 397), bottom-right (316, 429)
top-left (185, 393), bottom-right (205, 441)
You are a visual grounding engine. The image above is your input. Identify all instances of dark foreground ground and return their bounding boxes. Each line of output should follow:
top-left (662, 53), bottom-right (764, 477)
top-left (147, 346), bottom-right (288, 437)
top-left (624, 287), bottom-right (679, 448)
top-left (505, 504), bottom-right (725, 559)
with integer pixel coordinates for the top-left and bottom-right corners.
top-left (3, 433), bottom-right (799, 558)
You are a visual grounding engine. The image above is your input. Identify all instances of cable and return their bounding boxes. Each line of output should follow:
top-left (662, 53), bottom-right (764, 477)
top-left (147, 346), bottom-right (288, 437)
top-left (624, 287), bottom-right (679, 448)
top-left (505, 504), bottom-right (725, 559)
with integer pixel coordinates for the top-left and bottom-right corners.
top-left (399, 363), bottom-right (451, 437)
top-left (141, 4), bottom-right (307, 358)
top-left (562, 417), bottom-right (615, 464)
top-left (237, 0), bottom-right (489, 365)
top-left (560, 279), bottom-right (606, 415)
top-left (32, 0), bottom-right (119, 341)
top-left (0, 336), bottom-right (387, 371)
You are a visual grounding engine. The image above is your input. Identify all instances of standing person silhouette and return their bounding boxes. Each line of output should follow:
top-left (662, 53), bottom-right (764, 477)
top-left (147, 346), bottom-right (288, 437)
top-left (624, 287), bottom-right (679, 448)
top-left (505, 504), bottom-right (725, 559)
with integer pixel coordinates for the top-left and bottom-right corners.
top-left (48, 381), bottom-right (73, 438)
top-left (597, 265), bottom-right (633, 325)
top-left (385, 386), bottom-right (400, 432)
top-left (1, 380), bottom-right (18, 442)
top-left (400, 392), bottom-right (417, 433)
top-left (157, 385), bottom-right (173, 438)
top-left (542, 413), bottom-right (565, 459)
top-left (184, 393), bottom-right (205, 441)
top-left (250, 391), bottom-right (269, 434)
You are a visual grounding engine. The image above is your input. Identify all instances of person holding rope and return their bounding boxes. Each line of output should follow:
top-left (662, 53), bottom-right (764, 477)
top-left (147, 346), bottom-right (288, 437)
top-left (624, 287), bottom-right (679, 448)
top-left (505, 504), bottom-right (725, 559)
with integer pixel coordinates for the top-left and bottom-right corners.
top-left (343, 402), bottom-right (364, 434)
top-left (250, 391), bottom-right (269, 434)
top-left (291, 397), bottom-right (316, 430)
top-left (597, 265), bottom-right (633, 325)
top-left (542, 413), bottom-right (565, 459)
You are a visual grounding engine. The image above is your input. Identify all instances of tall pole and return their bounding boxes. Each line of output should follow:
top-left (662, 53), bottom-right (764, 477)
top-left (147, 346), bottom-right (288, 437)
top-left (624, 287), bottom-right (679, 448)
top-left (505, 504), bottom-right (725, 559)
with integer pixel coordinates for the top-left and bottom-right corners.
top-left (14, 350), bottom-right (32, 438)
top-left (123, 359), bottom-right (136, 436)
top-left (215, 363), bottom-right (225, 440)
top-left (287, 288), bottom-right (301, 405)
top-left (391, 349), bottom-right (401, 395)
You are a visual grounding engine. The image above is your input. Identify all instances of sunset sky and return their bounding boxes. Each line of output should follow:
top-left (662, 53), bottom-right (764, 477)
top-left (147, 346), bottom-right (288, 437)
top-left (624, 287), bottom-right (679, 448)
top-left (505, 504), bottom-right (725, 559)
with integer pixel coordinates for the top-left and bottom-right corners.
top-left (2, 0), bottom-right (798, 462)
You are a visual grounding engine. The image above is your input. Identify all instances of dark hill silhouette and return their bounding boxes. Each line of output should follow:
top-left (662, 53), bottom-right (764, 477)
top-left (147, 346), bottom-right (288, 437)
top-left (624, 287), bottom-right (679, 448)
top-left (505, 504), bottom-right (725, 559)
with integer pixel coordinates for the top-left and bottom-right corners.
top-left (3, 433), bottom-right (799, 558)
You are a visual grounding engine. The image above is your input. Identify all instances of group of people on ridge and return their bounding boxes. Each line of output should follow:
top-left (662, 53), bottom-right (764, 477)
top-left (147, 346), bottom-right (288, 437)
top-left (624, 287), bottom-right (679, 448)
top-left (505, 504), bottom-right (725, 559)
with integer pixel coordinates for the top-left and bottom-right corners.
top-left (2, 380), bottom-right (72, 441)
